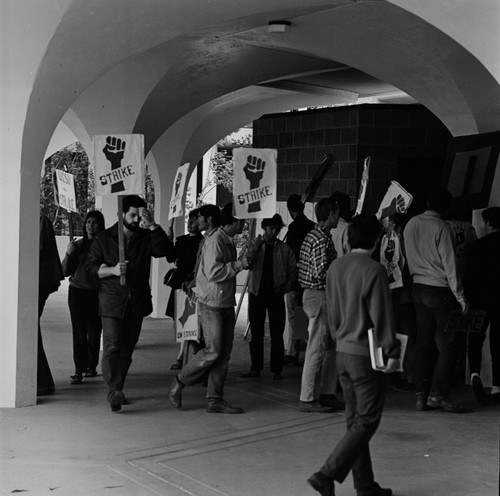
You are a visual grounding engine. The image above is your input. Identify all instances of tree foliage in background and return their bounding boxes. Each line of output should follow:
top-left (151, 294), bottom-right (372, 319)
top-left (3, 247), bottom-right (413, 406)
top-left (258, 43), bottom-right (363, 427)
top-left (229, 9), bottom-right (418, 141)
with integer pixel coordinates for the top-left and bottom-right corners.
top-left (40, 142), bottom-right (95, 236)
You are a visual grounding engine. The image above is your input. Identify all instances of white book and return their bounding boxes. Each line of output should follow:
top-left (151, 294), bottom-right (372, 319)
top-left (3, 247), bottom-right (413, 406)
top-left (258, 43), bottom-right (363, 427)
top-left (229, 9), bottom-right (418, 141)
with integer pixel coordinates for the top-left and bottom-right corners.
top-left (367, 328), bottom-right (407, 372)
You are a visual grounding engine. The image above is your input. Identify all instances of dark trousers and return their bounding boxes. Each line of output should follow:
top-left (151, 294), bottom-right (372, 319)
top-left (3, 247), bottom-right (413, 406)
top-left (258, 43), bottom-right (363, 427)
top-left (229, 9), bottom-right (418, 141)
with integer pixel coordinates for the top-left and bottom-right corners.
top-left (178, 302), bottom-right (235, 399)
top-left (468, 309), bottom-right (500, 386)
top-left (321, 352), bottom-right (386, 490)
top-left (68, 286), bottom-right (102, 374)
top-left (38, 290), bottom-right (55, 393)
top-left (101, 304), bottom-right (143, 397)
top-left (412, 284), bottom-right (462, 397)
top-left (248, 292), bottom-right (285, 374)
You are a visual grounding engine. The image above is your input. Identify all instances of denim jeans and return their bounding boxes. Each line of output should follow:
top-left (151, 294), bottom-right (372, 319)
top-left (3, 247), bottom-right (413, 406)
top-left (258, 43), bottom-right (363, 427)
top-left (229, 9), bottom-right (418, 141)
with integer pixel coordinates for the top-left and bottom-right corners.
top-left (412, 283), bottom-right (462, 397)
top-left (178, 302), bottom-right (235, 399)
top-left (321, 352), bottom-right (386, 490)
top-left (248, 292), bottom-right (285, 373)
top-left (300, 289), bottom-right (337, 402)
top-left (101, 304), bottom-right (143, 397)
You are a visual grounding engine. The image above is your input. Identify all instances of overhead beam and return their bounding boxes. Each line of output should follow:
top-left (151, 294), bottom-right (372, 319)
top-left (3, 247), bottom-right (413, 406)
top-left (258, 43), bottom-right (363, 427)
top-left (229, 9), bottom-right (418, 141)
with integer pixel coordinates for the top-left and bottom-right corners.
top-left (259, 80), bottom-right (358, 102)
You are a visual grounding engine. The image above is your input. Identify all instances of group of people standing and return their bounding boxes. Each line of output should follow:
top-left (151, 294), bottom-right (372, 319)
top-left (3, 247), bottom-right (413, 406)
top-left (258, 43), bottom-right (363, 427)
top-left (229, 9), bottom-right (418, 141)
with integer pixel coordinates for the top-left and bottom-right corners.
top-left (39, 187), bottom-right (498, 496)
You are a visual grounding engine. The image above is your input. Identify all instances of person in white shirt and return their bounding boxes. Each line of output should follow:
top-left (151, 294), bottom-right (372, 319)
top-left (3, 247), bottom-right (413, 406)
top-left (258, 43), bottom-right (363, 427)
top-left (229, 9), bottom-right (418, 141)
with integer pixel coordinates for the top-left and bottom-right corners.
top-left (404, 188), bottom-right (468, 413)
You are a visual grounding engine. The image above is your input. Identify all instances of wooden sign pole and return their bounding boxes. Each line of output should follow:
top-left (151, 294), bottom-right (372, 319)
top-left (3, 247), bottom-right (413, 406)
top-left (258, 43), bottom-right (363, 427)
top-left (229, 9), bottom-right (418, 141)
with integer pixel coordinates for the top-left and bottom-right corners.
top-left (117, 195), bottom-right (126, 286)
top-left (68, 211), bottom-right (74, 242)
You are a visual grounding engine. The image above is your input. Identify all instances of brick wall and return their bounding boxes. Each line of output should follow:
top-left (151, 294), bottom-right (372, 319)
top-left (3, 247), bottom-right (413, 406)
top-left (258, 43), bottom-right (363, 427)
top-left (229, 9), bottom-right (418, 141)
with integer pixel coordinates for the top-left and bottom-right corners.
top-left (253, 104), bottom-right (451, 214)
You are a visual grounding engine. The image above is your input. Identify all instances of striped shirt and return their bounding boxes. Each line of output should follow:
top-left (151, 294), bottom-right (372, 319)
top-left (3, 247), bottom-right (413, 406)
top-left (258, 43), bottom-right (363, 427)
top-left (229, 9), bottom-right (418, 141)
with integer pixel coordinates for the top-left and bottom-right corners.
top-left (298, 226), bottom-right (337, 290)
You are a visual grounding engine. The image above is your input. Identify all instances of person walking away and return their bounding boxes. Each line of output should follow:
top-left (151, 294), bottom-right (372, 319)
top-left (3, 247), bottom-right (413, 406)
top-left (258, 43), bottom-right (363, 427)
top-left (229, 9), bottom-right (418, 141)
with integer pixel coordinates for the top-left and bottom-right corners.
top-left (298, 197), bottom-right (344, 413)
top-left (308, 213), bottom-right (400, 496)
top-left (168, 204), bottom-right (249, 413)
top-left (62, 210), bottom-right (105, 384)
top-left (464, 206), bottom-right (500, 405)
top-left (403, 187), bottom-right (468, 413)
top-left (87, 195), bottom-right (169, 412)
top-left (241, 214), bottom-right (297, 380)
top-left (164, 208), bottom-right (203, 370)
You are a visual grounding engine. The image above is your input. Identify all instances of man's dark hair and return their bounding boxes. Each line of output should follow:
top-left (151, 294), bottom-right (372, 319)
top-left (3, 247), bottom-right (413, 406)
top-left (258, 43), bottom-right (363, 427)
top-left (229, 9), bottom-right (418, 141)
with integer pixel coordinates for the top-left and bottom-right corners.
top-left (261, 213), bottom-right (285, 229)
top-left (482, 206), bottom-right (500, 229)
top-left (348, 213), bottom-right (382, 249)
top-left (198, 204), bottom-right (221, 227)
top-left (82, 210), bottom-right (105, 242)
top-left (330, 191), bottom-right (350, 218)
top-left (220, 202), bottom-right (238, 226)
top-left (287, 194), bottom-right (304, 213)
top-left (315, 197), bottom-right (336, 222)
top-left (122, 195), bottom-right (147, 213)
top-left (427, 187), bottom-right (452, 214)
top-left (388, 212), bottom-right (409, 231)
top-left (188, 208), bottom-right (199, 219)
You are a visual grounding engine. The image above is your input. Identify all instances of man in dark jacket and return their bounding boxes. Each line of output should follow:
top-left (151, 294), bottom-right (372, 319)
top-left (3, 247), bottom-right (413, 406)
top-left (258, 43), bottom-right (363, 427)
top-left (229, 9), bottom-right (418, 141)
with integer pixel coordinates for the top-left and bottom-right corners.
top-left (241, 214), bottom-right (297, 380)
top-left (88, 195), bottom-right (169, 412)
top-left (284, 194), bottom-right (315, 364)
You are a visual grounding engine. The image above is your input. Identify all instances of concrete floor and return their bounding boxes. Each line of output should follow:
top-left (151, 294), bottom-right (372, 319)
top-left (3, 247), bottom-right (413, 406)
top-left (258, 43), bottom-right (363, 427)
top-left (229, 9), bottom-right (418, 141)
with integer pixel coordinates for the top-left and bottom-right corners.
top-left (1, 281), bottom-right (498, 496)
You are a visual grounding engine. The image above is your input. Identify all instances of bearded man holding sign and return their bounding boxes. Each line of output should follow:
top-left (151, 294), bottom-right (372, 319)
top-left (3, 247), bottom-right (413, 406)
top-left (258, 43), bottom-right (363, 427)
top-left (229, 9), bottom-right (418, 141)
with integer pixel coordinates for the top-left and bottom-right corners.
top-left (88, 195), bottom-right (169, 412)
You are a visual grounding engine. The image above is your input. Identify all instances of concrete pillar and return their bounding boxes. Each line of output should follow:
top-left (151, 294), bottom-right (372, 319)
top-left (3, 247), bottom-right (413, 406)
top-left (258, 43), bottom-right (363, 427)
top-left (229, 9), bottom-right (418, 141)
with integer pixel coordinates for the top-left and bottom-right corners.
top-left (0, 1), bottom-right (68, 407)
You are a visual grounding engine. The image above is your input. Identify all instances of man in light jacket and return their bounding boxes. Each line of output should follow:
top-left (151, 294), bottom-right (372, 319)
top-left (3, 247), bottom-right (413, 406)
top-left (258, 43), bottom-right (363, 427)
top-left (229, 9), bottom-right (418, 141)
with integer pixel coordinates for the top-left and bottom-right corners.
top-left (241, 214), bottom-right (297, 380)
top-left (168, 203), bottom-right (249, 413)
top-left (404, 187), bottom-right (468, 413)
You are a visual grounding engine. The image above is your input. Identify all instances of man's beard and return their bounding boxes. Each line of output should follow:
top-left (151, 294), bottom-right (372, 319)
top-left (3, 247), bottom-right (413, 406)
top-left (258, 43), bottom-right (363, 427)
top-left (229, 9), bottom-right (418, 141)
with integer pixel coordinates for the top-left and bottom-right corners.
top-left (124, 219), bottom-right (141, 232)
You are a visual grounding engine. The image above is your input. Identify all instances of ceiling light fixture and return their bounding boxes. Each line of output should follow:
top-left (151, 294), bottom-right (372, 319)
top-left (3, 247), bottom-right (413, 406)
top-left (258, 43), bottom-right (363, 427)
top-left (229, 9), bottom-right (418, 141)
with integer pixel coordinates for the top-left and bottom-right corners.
top-left (268, 20), bottom-right (291, 33)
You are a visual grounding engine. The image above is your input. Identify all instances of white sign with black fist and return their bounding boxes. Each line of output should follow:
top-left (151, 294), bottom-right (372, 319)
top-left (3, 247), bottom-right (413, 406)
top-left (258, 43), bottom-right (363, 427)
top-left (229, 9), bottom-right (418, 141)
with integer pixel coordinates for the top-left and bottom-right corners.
top-left (232, 147), bottom-right (277, 218)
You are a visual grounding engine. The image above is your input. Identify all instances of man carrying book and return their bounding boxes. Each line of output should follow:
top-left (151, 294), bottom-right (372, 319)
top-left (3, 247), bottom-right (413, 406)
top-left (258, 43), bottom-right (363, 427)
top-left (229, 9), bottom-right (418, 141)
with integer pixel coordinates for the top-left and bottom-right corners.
top-left (307, 213), bottom-right (400, 496)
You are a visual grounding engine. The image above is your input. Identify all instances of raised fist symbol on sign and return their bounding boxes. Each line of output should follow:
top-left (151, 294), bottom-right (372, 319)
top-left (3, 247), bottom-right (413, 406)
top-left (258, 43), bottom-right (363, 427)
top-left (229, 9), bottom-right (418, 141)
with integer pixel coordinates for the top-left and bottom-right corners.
top-left (103, 136), bottom-right (126, 193)
top-left (243, 155), bottom-right (266, 213)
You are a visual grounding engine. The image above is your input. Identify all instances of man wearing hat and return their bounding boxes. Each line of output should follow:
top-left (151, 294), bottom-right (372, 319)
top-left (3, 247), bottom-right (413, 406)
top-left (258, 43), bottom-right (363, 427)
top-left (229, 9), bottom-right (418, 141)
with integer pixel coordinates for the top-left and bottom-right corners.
top-left (241, 214), bottom-right (298, 380)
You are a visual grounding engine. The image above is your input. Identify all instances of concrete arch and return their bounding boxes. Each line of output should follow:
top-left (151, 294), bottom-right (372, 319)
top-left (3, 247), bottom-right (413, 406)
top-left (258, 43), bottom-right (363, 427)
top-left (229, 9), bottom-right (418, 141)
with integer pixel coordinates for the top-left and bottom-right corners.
top-left (2, 0), bottom-right (500, 407)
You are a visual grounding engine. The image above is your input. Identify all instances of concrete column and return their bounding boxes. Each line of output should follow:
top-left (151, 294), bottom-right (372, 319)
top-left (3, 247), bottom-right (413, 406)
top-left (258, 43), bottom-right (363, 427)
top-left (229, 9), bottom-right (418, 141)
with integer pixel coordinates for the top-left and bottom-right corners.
top-left (0, 1), bottom-right (68, 407)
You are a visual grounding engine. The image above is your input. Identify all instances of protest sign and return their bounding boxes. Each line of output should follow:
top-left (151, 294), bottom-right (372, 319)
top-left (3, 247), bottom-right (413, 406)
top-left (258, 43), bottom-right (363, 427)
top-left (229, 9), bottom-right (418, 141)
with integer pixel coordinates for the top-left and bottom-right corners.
top-left (233, 148), bottom-right (277, 218)
top-left (355, 156), bottom-right (371, 215)
top-left (380, 231), bottom-right (404, 289)
top-left (52, 169), bottom-right (78, 213)
top-left (446, 309), bottom-right (488, 333)
top-left (93, 134), bottom-right (145, 196)
top-left (175, 291), bottom-right (199, 343)
top-left (168, 163), bottom-right (190, 220)
top-left (376, 180), bottom-right (413, 226)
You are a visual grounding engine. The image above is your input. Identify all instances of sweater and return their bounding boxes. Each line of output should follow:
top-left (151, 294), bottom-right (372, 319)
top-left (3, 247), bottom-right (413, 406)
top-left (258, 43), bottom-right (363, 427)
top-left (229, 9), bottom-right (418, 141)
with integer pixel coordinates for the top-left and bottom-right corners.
top-left (403, 210), bottom-right (466, 310)
top-left (326, 252), bottom-right (400, 359)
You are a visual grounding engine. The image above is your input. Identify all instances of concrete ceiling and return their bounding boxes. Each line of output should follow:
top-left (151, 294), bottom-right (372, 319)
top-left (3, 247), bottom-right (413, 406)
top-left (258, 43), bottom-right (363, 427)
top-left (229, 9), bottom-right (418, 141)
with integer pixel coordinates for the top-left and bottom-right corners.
top-left (14, 0), bottom-right (500, 193)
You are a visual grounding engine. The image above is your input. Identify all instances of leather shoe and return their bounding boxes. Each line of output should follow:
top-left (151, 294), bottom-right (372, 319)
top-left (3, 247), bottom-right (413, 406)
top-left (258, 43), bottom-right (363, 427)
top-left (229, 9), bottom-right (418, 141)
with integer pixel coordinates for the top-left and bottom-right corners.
top-left (307, 472), bottom-right (335, 496)
top-left (415, 392), bottom-right (428, 411)
top-left (207, 399), bottom-right (243, 414)
top-left (472, 375), bottom-right (490, 406)
top-left (427, 394), bottom-right (465, 413)
top-left (168, 377), bottom-right (184, 409)
top-left (109, 391), bottom-right (125, 412)
top-left (357, 482), bottom-right (392, 496)
top-left (299, 401), bottom-right (335, 413)
top-left (240, 370), bottom-right (260, 378)
top-left (319, 394), bottom-right (345, 410)
top-left (283, 355), bottom-right (299, 366)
